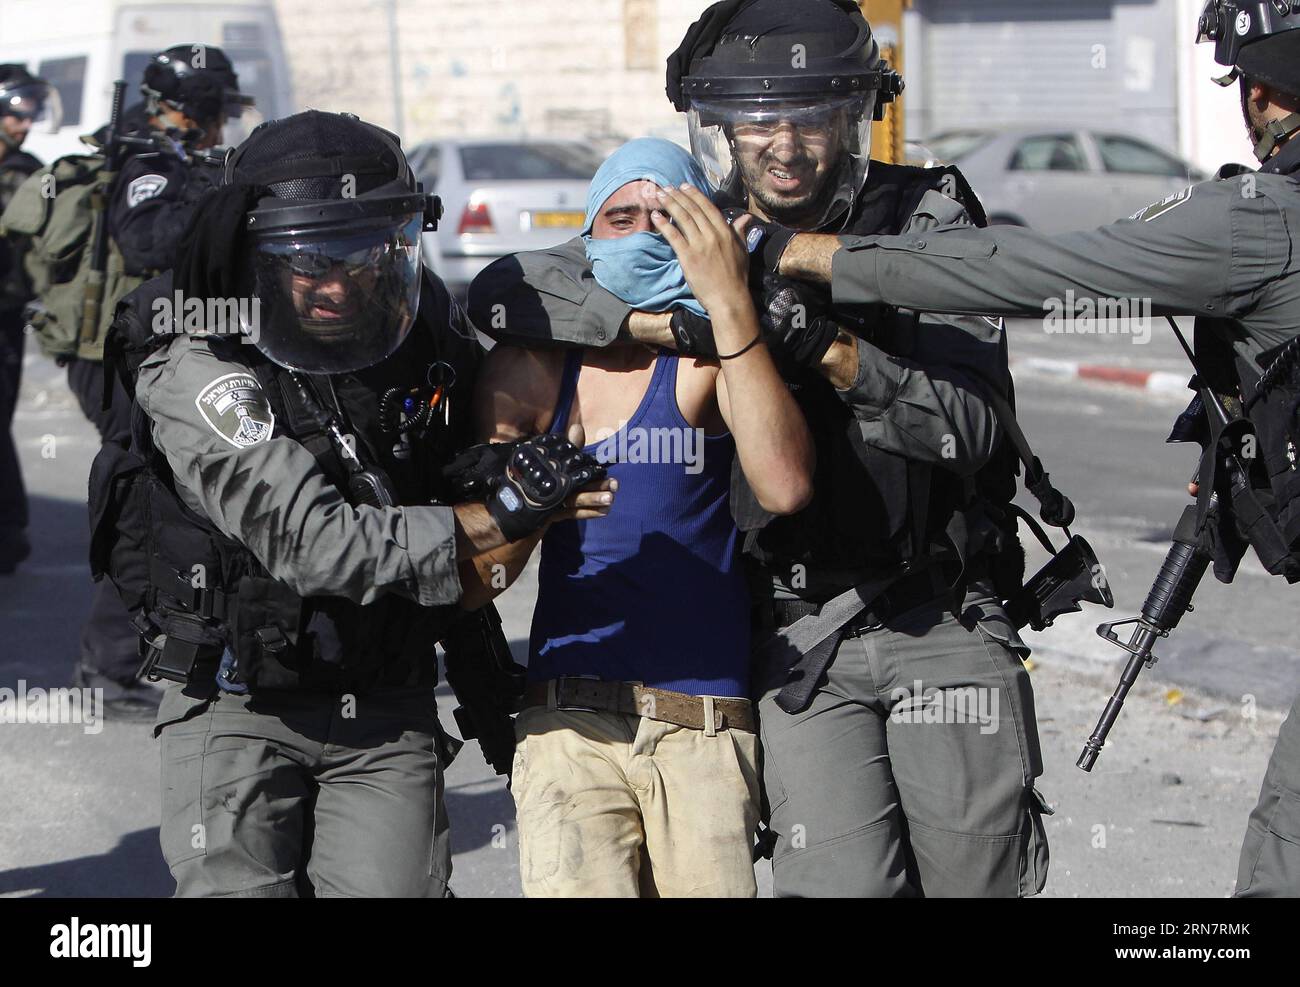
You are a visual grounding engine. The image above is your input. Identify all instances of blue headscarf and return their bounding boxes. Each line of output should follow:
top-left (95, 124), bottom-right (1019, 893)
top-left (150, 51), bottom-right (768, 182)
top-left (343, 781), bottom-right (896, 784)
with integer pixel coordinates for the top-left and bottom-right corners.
top-left (583, 138), bottom-right (714, 317)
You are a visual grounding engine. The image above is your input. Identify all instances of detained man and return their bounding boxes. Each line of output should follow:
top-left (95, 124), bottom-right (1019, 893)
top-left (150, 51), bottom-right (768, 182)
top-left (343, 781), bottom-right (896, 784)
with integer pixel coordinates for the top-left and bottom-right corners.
top-left (470, 138), bottom-right (814, 897)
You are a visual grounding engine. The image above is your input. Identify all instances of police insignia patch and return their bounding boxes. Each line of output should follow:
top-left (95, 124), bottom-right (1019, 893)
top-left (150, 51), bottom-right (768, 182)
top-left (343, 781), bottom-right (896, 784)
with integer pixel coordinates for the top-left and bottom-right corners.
top-left (195, 372), bottom-right (275, 448)
top-left (1130, 186), bottom-right (1193, 223)
top-left (126, 174), bottom-right (168, 207)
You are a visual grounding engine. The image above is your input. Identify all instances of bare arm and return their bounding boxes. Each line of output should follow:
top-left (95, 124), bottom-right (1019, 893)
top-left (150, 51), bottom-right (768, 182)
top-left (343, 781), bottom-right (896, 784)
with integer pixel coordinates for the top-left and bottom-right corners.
top-left (651, 184), bottom-right (814, 515)
top-left (627, 309), bottom-right (676, 347)
top-left (778, 232), bottom-right (840, 284)
top-left (457, 346), bottom-right (615, 609)
top-left (791, 189), bottom-right (1007, 476)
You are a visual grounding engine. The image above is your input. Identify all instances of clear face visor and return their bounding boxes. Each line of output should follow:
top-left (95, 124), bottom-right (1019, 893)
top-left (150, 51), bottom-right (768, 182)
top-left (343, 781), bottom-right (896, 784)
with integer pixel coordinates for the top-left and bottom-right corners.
top-left (246, 214), bottom-right (423, 373)
top-left (686, 94), bottom-right (873, 206)
top-left (0, 82), bottom-right (63, 134)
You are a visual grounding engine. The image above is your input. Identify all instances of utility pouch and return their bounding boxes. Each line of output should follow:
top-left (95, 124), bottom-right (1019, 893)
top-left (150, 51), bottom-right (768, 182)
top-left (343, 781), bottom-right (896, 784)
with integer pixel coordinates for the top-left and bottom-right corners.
top-left (134, 612), bottom-right (222, 685)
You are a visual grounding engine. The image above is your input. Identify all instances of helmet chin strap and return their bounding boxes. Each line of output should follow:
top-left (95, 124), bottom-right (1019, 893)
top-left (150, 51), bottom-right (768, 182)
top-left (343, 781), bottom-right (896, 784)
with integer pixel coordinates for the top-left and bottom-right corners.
top-left (1237, 73), bottom-right (1300, 161)
top-left (1253, 113), bottom-right (1300, 160)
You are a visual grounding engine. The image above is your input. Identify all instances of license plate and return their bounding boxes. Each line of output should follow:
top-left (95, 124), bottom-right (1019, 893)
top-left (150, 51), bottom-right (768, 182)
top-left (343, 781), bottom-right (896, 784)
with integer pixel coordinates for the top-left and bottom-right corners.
top-left (529, 210), bottom-right (585, 228)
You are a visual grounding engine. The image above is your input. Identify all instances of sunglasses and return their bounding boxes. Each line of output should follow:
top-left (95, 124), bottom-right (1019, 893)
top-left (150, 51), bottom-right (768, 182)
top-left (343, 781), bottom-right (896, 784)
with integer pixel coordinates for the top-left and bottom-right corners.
top-left (287, 243), bottom-right (389, 279)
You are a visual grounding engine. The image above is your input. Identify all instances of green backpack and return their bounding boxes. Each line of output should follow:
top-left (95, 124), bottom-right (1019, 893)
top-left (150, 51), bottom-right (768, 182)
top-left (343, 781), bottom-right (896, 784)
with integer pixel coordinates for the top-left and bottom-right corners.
top-left (0, 152), bottom-right (144, 362)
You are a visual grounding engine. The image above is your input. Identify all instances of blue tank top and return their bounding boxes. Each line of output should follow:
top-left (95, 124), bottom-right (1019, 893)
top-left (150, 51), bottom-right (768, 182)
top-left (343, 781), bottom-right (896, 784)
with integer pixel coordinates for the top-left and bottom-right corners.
top-left (528, 350), bottom-right (750, 697)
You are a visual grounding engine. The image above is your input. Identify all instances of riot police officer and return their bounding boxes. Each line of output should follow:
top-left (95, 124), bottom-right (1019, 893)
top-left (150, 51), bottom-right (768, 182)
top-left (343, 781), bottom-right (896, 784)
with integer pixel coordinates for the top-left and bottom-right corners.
top-left (67, 44), bottom-right (254, 715)
top-left (94, 109), bottom-right (610, 897)
top-left (0, 65), bottom-right (58, 572)
top-left (107, 44), bottom-right (254, 277)
top-left (470, 0), bottom-right (1052, 898)
top-left (767, 1), bottom-right (1300, 897)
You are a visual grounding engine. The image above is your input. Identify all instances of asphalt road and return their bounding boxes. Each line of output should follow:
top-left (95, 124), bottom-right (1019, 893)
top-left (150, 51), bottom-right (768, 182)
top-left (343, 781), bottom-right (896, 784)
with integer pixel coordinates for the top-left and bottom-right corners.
top-left (0, 335), bottom-right (1294, 898)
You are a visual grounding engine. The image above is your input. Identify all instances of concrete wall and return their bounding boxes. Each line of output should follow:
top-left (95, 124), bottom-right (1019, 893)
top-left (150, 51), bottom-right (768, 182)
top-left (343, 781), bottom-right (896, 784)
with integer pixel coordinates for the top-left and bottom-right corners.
top-left (272, 0), bottom-right (702, 148)
top-left (269, 0), bottom-right (1261, 173)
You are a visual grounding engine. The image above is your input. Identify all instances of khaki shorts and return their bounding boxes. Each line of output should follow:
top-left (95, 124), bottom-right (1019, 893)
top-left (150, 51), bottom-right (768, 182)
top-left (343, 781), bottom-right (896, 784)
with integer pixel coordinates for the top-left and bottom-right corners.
top-left (510, 703), bottom-right (760, 897)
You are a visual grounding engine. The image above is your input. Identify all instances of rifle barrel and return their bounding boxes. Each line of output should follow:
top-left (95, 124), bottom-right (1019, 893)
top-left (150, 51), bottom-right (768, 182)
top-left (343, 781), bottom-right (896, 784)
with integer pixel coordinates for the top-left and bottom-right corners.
top-left (1077, 530), bottom-right (1211, 771)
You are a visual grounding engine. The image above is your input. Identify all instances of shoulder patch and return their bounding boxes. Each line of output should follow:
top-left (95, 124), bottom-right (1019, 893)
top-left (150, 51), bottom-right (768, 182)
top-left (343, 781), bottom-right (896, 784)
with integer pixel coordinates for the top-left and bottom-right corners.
top-left (126, 173), bottom-right (168, 208)
top-left (194, 372), bottom-right (275, 449)
top-left (1130, 185), bottom-right (1193, 223)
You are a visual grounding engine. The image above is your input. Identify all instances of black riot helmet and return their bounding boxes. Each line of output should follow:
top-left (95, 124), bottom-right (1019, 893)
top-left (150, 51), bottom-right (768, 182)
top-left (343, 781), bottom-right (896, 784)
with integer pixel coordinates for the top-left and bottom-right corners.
top-left (221, 110), bottom-right (442, 374)
top-left (1197, 1), bottom-right (1300, 158)
top-left (142, 44), bottom-right (255, 137)
top-left (0, 64), bottom-right (62, 142)
top-left (669, 0), bottom-right (902, 226)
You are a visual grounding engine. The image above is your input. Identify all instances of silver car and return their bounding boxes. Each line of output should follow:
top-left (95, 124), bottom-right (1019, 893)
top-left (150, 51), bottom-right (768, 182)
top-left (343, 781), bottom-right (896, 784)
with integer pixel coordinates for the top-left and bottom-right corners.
top-left (409, 139), bottom-right (607, 296)
top-left (925, 129), bottom-right (1208, 233)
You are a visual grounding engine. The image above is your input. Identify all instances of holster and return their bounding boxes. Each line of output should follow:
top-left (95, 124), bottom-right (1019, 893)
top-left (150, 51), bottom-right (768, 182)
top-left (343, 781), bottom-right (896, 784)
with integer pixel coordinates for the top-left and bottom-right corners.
top-left (133, 611), bottom-right (223, 685)
top-left (440, 604), bottom-right (526, 777)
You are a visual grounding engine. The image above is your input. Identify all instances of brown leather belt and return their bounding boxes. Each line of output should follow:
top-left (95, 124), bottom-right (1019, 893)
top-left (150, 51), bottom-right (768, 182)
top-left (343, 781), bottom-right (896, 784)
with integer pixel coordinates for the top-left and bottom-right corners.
top-left (521, 677), bottom-right (755, 733)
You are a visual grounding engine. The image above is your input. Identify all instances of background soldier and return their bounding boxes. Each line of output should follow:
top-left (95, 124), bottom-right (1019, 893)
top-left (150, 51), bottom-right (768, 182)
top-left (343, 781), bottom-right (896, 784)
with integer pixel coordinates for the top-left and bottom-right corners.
top-left (0, 65), bottom-right (58, 573)
top-left (766, 0), bottom-right (1300, 898)
top-left (470, 0), bottom-right (1052, 897)
top-left (69, 44), bottom-right (252, 716)
top-left (96, 110), bottom-right (611, 896)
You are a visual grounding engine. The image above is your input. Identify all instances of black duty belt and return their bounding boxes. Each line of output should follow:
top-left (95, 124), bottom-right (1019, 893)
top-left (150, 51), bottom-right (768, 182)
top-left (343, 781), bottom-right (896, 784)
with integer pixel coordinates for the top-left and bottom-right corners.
top-left (761, 564), bottom-right (949, 636)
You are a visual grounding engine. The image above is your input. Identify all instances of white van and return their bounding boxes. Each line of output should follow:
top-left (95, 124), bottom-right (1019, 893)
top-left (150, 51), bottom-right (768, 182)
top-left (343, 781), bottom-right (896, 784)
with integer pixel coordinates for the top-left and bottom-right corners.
top-left (0, 0), bottom-right (293, 161)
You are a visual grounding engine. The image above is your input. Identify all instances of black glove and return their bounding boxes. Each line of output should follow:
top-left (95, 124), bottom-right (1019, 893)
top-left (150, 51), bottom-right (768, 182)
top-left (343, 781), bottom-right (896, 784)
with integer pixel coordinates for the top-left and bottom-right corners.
top-left (756, 273), bottom-right (840, 373)
top-left (669, 308), bottom-right (717, 358)
top-left (488, 434), bottom-right (607, 542)
top-left (723, 207), bottom-right (799, 276)
top-left (442, 440), bottom-right (520, 501)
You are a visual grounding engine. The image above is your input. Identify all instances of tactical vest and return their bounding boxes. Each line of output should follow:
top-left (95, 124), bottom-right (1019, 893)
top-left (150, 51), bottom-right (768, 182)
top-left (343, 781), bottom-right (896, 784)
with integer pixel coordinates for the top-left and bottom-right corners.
top-left (735, 161), bottom-right (1020, 597)
top-left (1240, 342), bottom-right (1300, 581)
top-left (0, 149), bottom-right (43, 313)
top-left (0, 152), bottom-right (146, 361)
top-left (1189, 316), bottom-right (1300, 584)
top-left (89, 271), bottom-right (482, 693)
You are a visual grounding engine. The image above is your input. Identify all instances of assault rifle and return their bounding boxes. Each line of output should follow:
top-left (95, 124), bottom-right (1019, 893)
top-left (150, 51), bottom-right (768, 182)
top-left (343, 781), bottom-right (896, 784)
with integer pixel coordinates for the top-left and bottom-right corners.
top-left (1078, 318), bottom-right (1286, 770)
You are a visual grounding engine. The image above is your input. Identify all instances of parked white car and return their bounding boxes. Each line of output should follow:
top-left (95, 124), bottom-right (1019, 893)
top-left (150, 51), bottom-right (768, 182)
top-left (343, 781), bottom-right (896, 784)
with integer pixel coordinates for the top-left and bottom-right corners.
top-left (925, 128), bottom-right (1209, 233)
top-left (409, 139), bottom-right (608, 297)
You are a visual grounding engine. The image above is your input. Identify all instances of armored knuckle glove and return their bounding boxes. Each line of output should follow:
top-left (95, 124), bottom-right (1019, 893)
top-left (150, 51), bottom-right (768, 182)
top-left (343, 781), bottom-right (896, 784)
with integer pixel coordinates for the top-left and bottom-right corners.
top-left (669, 308), bottom-right (718, 358)
top-left (488, 434), bottom-right (607, 542)
top-left (442, 440), bottom-right (521, 501)
top-left (758, 272), bottom-right (840, 372)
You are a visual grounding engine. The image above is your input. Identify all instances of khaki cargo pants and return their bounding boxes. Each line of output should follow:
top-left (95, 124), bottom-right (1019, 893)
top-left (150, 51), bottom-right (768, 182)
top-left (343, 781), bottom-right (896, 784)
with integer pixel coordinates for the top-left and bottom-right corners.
top-left (1236, 693), bottom-right (1300, 897)
top-left (510, 700), bottom-right (761, 897)
top-left (155, 682), bottom-right (453, 898)
top-left (756, 590), bottom-right (1051, 898)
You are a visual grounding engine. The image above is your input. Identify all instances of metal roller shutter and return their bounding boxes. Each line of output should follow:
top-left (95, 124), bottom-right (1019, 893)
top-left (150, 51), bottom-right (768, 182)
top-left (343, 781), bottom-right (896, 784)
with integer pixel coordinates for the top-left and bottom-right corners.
top-left (913, 0), bottom-right (1177, 148)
